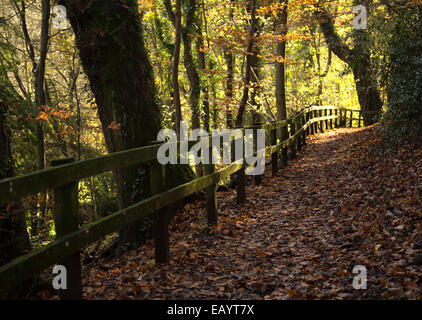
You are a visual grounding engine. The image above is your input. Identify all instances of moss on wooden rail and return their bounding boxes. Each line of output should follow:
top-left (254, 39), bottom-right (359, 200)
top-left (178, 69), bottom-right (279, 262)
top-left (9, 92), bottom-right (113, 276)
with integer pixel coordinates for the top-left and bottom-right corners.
top-left (0, 143), bottom-right (163, 205)
top-left (0, 160), bottom-right (243, 292)
top-left (0, 106), bottom-right (344, 205)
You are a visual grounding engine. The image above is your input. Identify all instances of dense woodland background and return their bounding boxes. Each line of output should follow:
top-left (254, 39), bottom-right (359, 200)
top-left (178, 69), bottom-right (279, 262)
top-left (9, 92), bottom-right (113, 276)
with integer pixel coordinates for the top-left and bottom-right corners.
top-left (0, 0), bottom-right (421, 298)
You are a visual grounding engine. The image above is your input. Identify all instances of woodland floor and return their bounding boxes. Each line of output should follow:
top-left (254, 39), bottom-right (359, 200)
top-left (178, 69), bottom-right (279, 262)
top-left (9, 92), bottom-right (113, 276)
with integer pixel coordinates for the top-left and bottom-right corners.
top-left (47, 126), bottom-right (422, 300)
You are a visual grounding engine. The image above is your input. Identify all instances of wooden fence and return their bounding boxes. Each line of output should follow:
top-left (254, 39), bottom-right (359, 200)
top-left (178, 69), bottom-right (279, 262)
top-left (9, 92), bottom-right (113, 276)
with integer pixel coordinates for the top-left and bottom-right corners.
top-left (0, 106), bottom-right (368, 298)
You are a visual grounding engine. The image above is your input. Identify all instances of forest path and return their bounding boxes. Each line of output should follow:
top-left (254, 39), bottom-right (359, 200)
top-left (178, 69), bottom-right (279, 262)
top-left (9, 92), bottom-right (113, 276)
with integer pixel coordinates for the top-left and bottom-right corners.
top-left (81, 126), bottom-right (422, 300)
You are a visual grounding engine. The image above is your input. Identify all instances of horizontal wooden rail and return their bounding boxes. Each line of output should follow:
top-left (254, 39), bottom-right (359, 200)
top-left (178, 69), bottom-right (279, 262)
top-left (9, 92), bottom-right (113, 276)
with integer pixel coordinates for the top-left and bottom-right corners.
top-left (0, 160), bottom-right (243, 292)
top-left (0, 113), bottom-right (303, 205)
top-left (0, 143), bottom-right (162, 205)
top-left (341, 108), bottom-right (380, 114)
top-left (0, 105), bottom-right (369, 296)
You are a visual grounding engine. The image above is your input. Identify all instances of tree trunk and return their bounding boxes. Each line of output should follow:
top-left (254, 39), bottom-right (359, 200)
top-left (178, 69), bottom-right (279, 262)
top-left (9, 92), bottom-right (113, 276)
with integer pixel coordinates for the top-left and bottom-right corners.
top-left (275, 0), bottom-right (289, 164)
top-left (315, 2), bottom-right (382, 125)
top-left (352, 57), bottom-right (383, 126)
top-left (182, 0), bottom-right (201, 130)
top-left (225, 0), bottom-right (235, 129)
top-left (0, 99), bottom-right (31, 298)
top-left (314, 30), bottom-right (322, 105)
top-left (60, 0), bottom-right (195, 247)
top-left (34, 0), bottom-right (50, 172)
top-left (225, 52), bottom-right (234, 129)
top-left (250, 41), bottom-right (263, 123)
top-left (172, 0), bottom-right (183, 138)
top-left (235, 0), bottom-right (257, 127)
top-left (15, 0), bottom-right (50, 236)
top-left (197, 26), bottom-right (210, 132)
top-left (313, 29), bottom-right (331, 106)
top-left (249, 6), bottom-right (263, 119)
top-left (34, 0), bottom-right (50, 235)
top-left (164, 0), bottom-right (201, 131)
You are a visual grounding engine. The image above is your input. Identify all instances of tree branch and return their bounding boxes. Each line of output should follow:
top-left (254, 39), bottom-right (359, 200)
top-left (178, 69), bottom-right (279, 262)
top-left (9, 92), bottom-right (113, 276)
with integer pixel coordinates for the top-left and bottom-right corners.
top-left (314, 5), bottom-right (353, 65)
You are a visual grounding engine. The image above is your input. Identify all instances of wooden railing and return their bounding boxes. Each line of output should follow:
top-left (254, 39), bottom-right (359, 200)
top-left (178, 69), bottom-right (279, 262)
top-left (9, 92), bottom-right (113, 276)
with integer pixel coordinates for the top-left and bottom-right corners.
top-left (0, 106), bottom-right (367, 298)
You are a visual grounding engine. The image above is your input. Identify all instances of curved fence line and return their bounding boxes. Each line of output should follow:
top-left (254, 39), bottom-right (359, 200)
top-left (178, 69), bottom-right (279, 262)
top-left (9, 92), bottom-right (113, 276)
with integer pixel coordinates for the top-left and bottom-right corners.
top-left (0, 106), bottom-right (373, 297)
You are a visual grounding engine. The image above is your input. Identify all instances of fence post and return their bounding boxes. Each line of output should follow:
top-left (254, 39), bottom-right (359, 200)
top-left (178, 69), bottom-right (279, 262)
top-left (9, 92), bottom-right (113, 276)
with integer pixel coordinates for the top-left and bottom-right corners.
top-left (339, 109), bottom-right (342, 127)
top-left (290, 119), bottom-right (296, 159)
top-left (234, 130), bottom-right (246, 204)
top-left (320, 110), bottom-right (324, 133)
top-left (297, 116), bottom-right (302, 152)
top-left (334, 108), bottom-right (340, 128)
top-left (281, 123), bottom-right (288, 167)
top-left (349, 110), bottom-right (353, 127)
top-left (51, 158), bottom-right (82, 300)
top-left (325, 109), bottom-right (328, 130)
top-left (302, 112), bottom-right (307, 146)
top-left (253, 122), bottom-right (263, 186)
top-left (306, 109), bottom-right (310, 136)
top-left (343, 110), bottom-right (346, 127)
top-left (342, 109), bottom-right (347, 127)
top-left (314, 109), bottom-right (318, 133)
top-left (330, 109), bottom-right (333, 129)
top-left (310, 108), bottom-right (315, 135)
top-left (149, 151), bottom-right (169, 264)
top-left (271, 127), bottom-right (278, 177)
top-left (204, 145), bottom-right (217, 225)
top-left (358, 111), bottom-right (362, 128)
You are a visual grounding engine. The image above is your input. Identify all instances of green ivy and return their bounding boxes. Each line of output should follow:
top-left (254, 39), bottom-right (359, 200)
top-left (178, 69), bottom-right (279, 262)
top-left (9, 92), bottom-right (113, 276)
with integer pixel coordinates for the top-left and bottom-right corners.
top-left (381, 7), bottom-right (422, 143)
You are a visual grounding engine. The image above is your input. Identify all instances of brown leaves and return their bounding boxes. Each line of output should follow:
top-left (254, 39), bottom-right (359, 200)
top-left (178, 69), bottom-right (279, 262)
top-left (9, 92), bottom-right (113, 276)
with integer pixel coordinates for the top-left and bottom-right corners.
top-left (69, 126), bottom-right (422, 300)
top-left (107, 121), bottom-right (121, 130)
top-left (34, 105), bottom-right (70, 123)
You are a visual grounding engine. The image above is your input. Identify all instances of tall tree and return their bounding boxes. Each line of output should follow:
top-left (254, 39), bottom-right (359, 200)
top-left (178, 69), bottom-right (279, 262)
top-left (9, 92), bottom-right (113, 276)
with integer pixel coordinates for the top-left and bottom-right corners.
top-left (183, 0), bottom-right (201, 130)
top-left (275, 0), bottom-right (289, 165)
top-left (250, 6), bottom-right (263, 125)
top-left (59, 0), bottom-right (195, 247)
top-left (235, 0), bottom-right (257, 127)
top-left (13, 0), bottom-right (49, 171)
top-left (34, 0), bottom-right (50, 171)
top-left (381, 2), bottom-right (422, 141)
top-left (172, 0), bottom-right (183, 138)
top-left (312, 27), bottom-right (331, 105)
top-left (165, 0), bottom-right (201, 130)
top-left (12, 0), bottom-right (50, 235)
top-left (0, 82), bottom-right (30, 298)
top-left (225, 0), bottom-right (235, 129)
top-left (315, 0), bottom-right (382, 125)
top-left (196, 9), bottom-right (210, 132)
